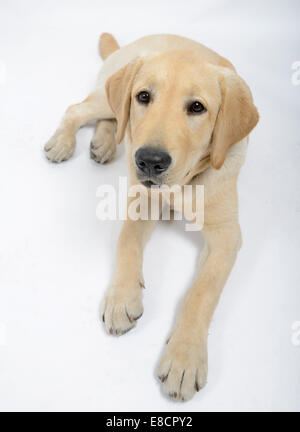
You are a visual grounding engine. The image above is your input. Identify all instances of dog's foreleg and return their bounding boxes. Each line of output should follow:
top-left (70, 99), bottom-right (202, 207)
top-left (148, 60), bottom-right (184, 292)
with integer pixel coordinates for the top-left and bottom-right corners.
top-left (90, 119), bottom-right (117, 163)
top-left (45, 88), bottom-right (112, 162)
top-left (102, 197), bottom-right (156, 335)
top-left (157, 186), bottom-right (241, 401)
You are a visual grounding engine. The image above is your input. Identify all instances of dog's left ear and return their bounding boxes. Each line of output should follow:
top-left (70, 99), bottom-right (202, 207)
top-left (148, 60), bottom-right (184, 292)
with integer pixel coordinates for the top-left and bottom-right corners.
top-left (211, 71), bottom-right (259, 169)
top-left (105, 58), bottom-right (144, 145)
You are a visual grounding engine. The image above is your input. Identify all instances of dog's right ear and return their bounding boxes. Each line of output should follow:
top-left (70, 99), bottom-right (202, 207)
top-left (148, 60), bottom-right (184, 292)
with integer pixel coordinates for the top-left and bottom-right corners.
top-left (210, 71), bottom-right (259, 169)
top-left (105, 59), bottom-right (143, 144)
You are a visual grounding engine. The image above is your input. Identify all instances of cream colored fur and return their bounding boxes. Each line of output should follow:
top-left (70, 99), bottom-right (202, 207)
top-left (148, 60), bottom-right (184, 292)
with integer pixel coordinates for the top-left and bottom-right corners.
top-left (44, 33), bottom-right (258, 402)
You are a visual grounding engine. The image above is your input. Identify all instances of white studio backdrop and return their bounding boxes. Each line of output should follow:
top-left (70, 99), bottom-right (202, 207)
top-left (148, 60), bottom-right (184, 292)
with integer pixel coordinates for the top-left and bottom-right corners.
top-left (0, 0), bottom-right (299, 411)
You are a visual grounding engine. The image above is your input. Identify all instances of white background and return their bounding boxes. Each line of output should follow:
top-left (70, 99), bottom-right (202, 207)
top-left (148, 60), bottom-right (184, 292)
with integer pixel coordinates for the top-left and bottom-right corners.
top-left (0, 0), bottom-right (300, 412)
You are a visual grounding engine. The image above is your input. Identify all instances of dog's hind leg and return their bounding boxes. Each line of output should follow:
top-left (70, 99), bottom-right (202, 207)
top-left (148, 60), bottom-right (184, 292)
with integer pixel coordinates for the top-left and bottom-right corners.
top-left (45, 88), bottom-right (112, 163)
top-left (90, 119), bottom-right (117, 163)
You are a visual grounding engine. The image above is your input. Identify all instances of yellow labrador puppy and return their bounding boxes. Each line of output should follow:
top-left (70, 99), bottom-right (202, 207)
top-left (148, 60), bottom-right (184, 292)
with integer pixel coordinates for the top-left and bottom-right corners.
top-left (45, 33), bottom-right (259, 401)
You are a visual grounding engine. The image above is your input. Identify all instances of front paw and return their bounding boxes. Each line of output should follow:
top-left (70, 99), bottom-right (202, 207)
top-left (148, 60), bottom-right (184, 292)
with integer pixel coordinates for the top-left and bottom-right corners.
top-left (90, 126), bottom-right (116, 164)
top-left (44, 130), bottom-right (75, 162)
top-left (156, 335), bottom-right (208, 401)
top-left (101, 283), bottom-right (144, 336)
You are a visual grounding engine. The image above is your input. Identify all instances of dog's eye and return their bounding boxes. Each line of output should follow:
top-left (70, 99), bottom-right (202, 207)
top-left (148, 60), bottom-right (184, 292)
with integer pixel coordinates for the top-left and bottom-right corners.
top-left (136, 91), bottom-right (150, 104)
top-left (188, 101), bottom-right (206, 114)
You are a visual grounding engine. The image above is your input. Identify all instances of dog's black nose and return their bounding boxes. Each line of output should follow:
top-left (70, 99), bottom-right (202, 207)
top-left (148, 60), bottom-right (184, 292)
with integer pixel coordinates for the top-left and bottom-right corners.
top-left (135, 146), bottom-right (172, 176)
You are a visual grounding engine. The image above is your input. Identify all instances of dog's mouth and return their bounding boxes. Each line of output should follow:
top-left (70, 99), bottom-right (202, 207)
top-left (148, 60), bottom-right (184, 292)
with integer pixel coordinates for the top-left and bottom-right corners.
top-left (140, 179), bottom-right (160, 188)
top-left (136, 169), bottom-right (163, 189)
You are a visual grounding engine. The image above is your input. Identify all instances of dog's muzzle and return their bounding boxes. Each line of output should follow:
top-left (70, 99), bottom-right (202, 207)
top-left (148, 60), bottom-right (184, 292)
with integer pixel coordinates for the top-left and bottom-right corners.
top-left (135, 146), bottom-right (172, 187)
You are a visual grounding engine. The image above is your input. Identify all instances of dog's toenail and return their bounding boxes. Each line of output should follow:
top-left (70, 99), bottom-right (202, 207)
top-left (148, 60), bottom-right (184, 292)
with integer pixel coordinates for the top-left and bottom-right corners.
top-left (102, 314), bottom-right (105, 322)
top-left (109, 328), bottom-right (113, 334)
top-left (139, 281), bottom-right (145, 289)
top-left (195, 382), bottom-right (200, 392)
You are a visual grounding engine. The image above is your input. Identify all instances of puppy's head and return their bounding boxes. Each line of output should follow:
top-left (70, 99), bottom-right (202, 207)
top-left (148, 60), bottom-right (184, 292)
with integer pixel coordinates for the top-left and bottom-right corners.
top-left (106, 50), bottom-right (258, 187)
